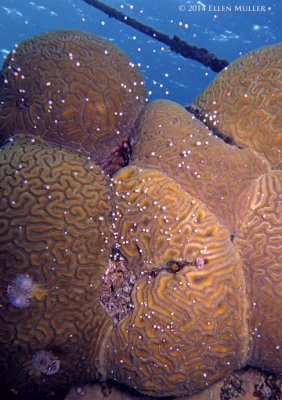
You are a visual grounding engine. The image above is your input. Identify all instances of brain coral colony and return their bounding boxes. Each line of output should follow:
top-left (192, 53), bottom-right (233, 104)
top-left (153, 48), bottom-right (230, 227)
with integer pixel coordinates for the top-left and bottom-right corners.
top-left (0, 30), bottom-right (281, 400)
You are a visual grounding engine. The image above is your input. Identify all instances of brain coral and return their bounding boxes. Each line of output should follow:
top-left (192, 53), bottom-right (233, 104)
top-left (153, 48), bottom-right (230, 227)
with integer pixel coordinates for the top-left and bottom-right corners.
top-left (132, 99), bottom-right (270, 233)
top-left (0, 135), bottom-right (114, 398)
top-left (192, 43), bottom-right (282, 169)
top-left (0, 30), bottom-right (147, 163)
top-left (105, 165), bottom-right (249, 397)
top-left (234, 170), bottom-right (282, 373)
top-left (0, 31), bottom-right (281, 400)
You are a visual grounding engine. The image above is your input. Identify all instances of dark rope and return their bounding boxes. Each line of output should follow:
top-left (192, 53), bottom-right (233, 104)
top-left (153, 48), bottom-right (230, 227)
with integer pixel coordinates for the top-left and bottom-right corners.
top-left (82, 0), bottom-right (229, 72)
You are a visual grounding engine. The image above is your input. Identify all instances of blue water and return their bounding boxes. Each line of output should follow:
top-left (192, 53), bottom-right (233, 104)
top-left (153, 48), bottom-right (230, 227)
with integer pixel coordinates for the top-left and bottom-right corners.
top-left (0, 0), bottom-right (281, 105)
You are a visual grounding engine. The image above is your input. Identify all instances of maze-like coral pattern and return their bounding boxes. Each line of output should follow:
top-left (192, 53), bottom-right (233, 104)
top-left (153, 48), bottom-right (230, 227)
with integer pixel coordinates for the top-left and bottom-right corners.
top-left (132, 100), bottom-right (270, 233)
top-left (193, 44), bottom-right (282, 169)
top-left (112, 166), bottom-right (236, 273)
top-left (0, 30), bottom-right (147, 162)
top-left (234, 170), bottom-right (282, 372)
top-left (0, 135), bottom-right (114, 396)
top-left (0, 33), bottom-right (281, 400)
top-left (106, 165), bottom-right (249, 396)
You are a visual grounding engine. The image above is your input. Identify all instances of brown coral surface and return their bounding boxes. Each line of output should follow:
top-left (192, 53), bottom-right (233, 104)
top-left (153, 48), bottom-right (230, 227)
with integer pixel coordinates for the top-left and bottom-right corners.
top-left (234, 170), bottom-right (282, 372)
top-left (0, 34), bottom-right (281, 400)
top-left (0, 135), bottom-right (114, 397)
top-left (64, 368), bottom-right (282, 400)
top-left (192, 43), bottom-right (282, 169)
top-left (105, 166), bottom-right (249, 397)
top-left (131, 99), bottom-right (270, 233)
top-left (0, 30), bottom-right (147, 162)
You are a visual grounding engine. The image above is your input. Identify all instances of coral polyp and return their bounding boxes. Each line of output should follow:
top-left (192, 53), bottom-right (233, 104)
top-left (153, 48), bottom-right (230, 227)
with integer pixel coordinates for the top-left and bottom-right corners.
top-left (6, 274), bottom-right (37, 308)
top-left (31, 350), bottom-right (60, 376)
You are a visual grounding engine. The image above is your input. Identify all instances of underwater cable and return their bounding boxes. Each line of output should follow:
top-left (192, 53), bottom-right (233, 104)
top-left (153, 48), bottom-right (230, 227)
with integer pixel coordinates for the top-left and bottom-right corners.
top-left (82, 0), bottom-right (229, 72)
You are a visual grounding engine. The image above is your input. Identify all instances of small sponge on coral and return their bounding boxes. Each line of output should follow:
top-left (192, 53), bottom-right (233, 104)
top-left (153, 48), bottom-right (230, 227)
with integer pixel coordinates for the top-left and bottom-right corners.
top-left (192, 44), bottom-right (282, 169)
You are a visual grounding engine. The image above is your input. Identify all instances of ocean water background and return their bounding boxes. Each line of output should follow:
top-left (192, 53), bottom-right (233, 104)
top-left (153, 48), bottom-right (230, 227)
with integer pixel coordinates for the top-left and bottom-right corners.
top-left (0, 0), bottom-right (281, 106)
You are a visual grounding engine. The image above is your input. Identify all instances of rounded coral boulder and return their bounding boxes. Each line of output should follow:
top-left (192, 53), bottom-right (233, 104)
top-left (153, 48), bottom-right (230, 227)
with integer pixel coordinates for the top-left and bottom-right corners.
top-left (0, 30), bottom-right (147, 163)
top-left (0, 135), bottom-right (114, 398)
top-left (105, 165), bottom-right (249, 397)
top-left (0, 30), bottom-right (281, 400)
top-left (192, 43), bottom-right (282, 169)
